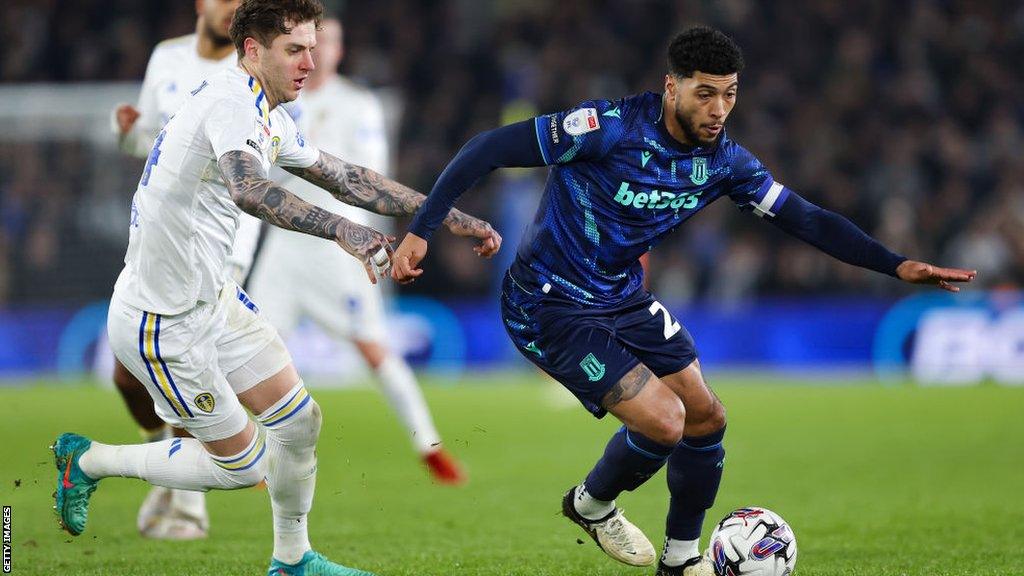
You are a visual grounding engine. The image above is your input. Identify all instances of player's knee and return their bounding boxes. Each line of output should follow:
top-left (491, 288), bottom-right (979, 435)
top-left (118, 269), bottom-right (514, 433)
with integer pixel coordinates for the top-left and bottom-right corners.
top-left (706, 399), bottom-right (727, 432)
top-left (685, 397), bottom-right (727, 437)
top-left (649, 407), bottom-right (687, 446)
top-left (265, 398), bottom-right (322, 448)
top-left (222, 460), bottom-right (267, 489)
top-left (356, 341), bottom-right (387, 369)
top-left (210, 447), bottom-right (268, 489)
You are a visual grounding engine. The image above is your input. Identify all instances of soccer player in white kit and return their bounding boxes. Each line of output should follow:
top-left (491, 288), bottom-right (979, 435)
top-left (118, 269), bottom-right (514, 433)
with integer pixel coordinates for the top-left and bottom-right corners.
top-left (112, 0), bottom-right (242, 540)
top-left (233, 17), bottom-right (466, 485)
top-left (53, 2), bottom-right (500, 574)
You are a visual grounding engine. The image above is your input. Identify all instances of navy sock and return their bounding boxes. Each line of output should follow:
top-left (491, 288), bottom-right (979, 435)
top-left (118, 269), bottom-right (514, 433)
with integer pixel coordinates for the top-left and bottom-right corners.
top-left (584, 426), bottom-right (676, 502)
top-left (665, 427), bottom-right (726, 540)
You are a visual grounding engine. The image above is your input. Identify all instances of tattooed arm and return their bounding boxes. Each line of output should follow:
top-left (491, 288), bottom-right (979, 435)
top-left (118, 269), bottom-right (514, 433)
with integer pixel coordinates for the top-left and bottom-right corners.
top-left (281, 150), bottom-right (499, 245)
top-left (218, 150), bottom-right (394, 283)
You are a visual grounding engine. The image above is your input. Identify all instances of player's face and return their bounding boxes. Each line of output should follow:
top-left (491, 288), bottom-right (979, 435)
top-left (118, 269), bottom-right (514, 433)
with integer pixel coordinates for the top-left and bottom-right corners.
top-left (256, 19), bottom-right (317, 105)
top-left (666, 71), bottom-right (738, 146)
top-left (313, 19), bottom-right (343, 77)
top-left (197, 0), bottom-right (240, 45)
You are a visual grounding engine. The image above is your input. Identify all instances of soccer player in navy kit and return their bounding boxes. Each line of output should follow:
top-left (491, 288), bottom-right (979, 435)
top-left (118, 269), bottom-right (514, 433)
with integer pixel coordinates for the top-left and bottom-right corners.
top-left (392, 27), bottom-right (975, 575)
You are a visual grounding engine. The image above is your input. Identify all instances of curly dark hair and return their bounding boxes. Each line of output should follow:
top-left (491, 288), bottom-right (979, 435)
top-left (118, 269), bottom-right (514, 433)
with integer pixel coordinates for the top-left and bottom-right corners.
top-left (667, 26), bottom-right (745, 77)
top-left (229, 0), bottom-right (324, 58)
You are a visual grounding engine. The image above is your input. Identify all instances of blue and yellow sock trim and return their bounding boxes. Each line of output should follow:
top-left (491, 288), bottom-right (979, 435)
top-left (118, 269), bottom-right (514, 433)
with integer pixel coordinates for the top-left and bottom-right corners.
top-left (211, 429), bottom-right (266, 471)
top-left (259, 386), bottom-right (311, 428)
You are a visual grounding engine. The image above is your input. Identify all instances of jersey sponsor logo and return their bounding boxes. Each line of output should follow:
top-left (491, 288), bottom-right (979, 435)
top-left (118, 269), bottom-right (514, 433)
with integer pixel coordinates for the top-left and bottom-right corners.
top-left (690, 157), bottom-right (709, 185)
top-left (613, 181), bottom-right (703, 211)
top-left (194, 393), bottom-right (216, 413)
top-left (640, 150), bottom-right (653, 168)
top-left (246, 139), bottom-right (262, 154)
top-left (579, 353), bottom-right (606, 382)
top-left (563, 108), bottom-right (600, 136)
top-left (547, 115), bottom-right (560, 144)
top-left (602, 107), bottom-right (621, 118)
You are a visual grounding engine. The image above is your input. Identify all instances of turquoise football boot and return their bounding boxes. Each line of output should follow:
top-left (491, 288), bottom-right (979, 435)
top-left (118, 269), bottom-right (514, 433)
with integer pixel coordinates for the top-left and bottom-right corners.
top-left (267, 550), bottom-right (375, 576)
top-left (52, 433), bottom-right (99, 536)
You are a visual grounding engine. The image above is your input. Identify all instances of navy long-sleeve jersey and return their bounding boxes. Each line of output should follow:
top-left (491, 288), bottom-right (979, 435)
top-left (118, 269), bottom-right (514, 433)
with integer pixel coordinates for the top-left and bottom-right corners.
top-left (410, 91), bottom-right (905, 306)
top-left (520, 92), bottom-right (785, 304)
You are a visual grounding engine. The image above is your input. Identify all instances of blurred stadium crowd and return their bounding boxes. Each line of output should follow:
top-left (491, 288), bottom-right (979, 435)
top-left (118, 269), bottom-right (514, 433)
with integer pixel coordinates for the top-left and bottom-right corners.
top-left (1, 0), bottom-right (1022, 306)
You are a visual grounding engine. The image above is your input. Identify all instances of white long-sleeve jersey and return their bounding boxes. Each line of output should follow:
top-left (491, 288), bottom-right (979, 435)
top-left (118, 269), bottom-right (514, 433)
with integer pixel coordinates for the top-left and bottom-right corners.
top-left (229, 75), bottom-right (390, 274)
top-left (115, 34), bottom-right (238, 158)
top-left (114, 67), bottom-right (320, 315)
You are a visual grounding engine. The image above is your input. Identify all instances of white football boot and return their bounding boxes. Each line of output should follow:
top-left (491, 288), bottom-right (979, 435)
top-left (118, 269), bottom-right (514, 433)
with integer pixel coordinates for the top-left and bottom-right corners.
top-left (656, 556), bottom-right (715, 576)
top-left (561, 487), bottom-right (656, 566)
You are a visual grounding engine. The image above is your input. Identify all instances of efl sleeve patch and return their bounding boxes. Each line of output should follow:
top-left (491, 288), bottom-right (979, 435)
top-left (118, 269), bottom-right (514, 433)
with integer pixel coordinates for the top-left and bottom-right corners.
top-left (562, 107), bottom-right (600, 136)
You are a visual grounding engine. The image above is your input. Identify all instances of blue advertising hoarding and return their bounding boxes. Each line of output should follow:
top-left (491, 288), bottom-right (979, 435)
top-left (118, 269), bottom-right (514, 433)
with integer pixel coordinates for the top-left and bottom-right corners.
top-left (2, 292), bottom-right (1020, 385)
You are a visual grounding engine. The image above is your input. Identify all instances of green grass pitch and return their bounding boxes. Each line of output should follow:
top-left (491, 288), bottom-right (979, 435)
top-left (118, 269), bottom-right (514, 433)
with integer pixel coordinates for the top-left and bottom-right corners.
top-left (1, 373), bottom-right (1022, 575)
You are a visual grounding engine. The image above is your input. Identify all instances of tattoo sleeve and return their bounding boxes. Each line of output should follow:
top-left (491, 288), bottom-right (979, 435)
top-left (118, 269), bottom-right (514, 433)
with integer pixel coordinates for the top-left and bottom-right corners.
top-left (283, 151), bottom-right (423, 215)
top-left (282, 150), bottom-right (480, 230)
top-left (218, 150), bottom-right (387, 260)
top-left (219, 150), bottom-right (340, 239)
top-left (601, 363), bottom-right (652, 408)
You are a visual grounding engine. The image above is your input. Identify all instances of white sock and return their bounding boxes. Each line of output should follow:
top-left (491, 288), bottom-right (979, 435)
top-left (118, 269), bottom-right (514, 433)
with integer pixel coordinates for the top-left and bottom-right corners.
top-left (661, 537), bottom-right (700, 566)
top-left (574, 483), bottom-right (615, 520)
top-left (374, 355), bottom-right (441, 453)
top-left (78, 429), bottom-right (265, 491)
top-left (257, 380), bottom-right (320, 564)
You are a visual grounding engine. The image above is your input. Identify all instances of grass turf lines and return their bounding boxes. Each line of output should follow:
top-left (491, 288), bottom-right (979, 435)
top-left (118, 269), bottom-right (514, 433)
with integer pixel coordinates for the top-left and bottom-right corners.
top-left (1, 374), bottom-right (1021, 575)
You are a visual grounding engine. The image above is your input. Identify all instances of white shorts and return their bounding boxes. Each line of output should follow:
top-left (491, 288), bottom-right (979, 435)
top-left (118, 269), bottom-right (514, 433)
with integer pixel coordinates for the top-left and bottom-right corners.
top-left (243, 227), bottom-right (387, 343)
top-left (107, 280), bottom-right (292, 442)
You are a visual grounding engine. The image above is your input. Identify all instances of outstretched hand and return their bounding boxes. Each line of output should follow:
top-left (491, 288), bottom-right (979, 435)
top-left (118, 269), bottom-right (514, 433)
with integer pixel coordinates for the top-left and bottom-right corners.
top-left (391, 233), bottom-right (428, 284)
top-left (895, 260), bottom-right (977, 292)
top-left (443, 210), bottom-right (503, 258)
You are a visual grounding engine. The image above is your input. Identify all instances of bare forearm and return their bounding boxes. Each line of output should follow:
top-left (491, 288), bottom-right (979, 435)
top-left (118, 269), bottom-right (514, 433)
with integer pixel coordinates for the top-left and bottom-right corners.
top-left (283, 151), bottom-right (424, 217)
top-left (283, 150), bottom-right (494, 240)
top-left (218, 150), bottom-right (383, 256)
top-left (220, 150), bottom-right (340, 238)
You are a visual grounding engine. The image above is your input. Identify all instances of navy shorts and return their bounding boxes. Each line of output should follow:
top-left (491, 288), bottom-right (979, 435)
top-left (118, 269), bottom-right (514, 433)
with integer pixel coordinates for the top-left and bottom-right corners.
top-left (501, 269), bottom-right (697, 418)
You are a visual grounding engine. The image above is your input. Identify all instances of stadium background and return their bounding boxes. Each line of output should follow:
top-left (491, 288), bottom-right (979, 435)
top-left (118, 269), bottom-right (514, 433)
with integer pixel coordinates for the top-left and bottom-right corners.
top-left (0, 2), bottom-right (1022, 575)
top-left (1, 0), bottom-right (1022, 381)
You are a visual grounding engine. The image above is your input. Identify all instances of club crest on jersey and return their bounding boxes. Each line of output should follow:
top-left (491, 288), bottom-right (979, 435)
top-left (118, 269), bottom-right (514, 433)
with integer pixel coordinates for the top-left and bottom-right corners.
top-left (194, 393), bottom-right (216, 413)
top-left (579, 353), bottom-right (606, 382)
top-left (690, 157), bottom-right (709, 185)
top-left (269, 136), bottom-right (282, 163)
top-left (563, 108), bottom-right (600, 136)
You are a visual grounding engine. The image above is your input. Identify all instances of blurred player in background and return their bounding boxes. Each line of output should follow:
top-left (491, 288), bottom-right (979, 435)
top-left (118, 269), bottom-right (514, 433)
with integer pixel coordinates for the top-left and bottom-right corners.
top-left (231, 17), bottom-right (465, 485)
top-left (111, 0), bottom-right (242, 540)
top-left (393, 26), bottom-right (975, 575)
top-left (55, 1), bottom-right (497, 574)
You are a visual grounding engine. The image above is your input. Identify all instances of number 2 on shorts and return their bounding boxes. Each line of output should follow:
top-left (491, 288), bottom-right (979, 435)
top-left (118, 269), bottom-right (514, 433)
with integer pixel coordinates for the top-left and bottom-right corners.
top-left (649, 300), bottom-right (681, 340)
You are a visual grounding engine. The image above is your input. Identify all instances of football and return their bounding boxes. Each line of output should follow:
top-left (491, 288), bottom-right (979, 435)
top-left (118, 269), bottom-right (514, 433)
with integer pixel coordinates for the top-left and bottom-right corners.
top-left (706, 507), bottom-right (797, 576)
